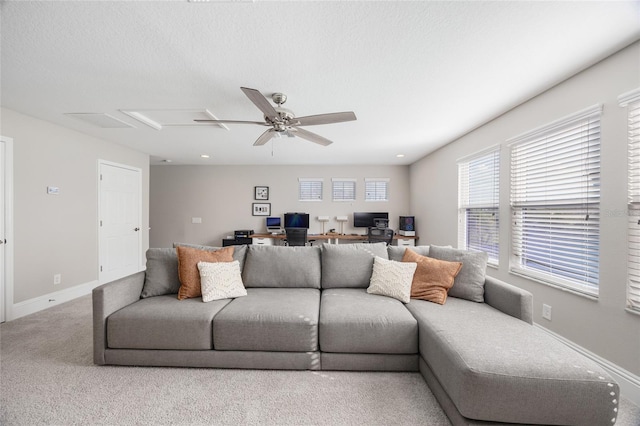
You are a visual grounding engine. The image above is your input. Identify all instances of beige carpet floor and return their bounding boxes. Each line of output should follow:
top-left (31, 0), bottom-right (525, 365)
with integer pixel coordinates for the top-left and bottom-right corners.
top-left (0, 294), bottom-right (638, 426)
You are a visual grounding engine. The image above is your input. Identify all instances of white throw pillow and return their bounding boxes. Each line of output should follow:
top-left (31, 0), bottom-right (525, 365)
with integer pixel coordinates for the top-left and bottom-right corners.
top-left (197, 260), bottom-right (247, 302)
top-left (367, 256), bottom-right (417, 303)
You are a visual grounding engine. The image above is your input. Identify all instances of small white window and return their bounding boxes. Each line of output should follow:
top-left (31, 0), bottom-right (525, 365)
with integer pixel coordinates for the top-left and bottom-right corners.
top-left (365, 178), bottom-right (389, 201)
top-left (458, 146), bottom-right (500, 266)
top-left (332, 178), bottom-right (356, 202)
top-left (620, 88), bottom-right (640, 313)
top-left (298, 178), bottom-right (323, 201)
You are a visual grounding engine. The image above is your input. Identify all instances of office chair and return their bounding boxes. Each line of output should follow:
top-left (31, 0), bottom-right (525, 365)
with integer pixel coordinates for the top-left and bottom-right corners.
top-left (285, 228), bottom-right (308, 246)
top-left (367, 227), bottom-right (394, 246)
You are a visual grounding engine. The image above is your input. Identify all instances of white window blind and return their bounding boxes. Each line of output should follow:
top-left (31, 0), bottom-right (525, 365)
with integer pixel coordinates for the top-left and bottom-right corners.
top-left (332, 178), bottom-right (356, 201)
top-left (622, 89), bottom-right (640, 312)
top-left (365, 178), bottom-right (389, 201)
top-left (458, 147), bottom-right (500, 266)
top-left (509, 105), bottom-right (601, 296)
top-left (298, 178), bottom-right (323, 201)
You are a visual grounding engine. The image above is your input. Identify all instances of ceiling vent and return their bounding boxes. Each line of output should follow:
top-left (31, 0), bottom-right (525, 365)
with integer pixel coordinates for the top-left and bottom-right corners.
top-left (64, 113), bottom-right (134, 128)
top-left (120, 109), bottom-right (229, 131)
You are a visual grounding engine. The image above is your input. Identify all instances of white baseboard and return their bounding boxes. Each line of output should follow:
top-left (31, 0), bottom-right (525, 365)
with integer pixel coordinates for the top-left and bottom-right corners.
top-left (535, 323), bottom-right (640, 407)
top-left (9, 280), bottom-right (100, 321)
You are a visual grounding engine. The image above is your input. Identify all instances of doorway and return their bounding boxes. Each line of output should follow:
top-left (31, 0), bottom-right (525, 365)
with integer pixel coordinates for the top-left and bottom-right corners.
top-left (1, 136), bottom-right (14, 322)
top-left (98, 161), bottom-right (142, 284)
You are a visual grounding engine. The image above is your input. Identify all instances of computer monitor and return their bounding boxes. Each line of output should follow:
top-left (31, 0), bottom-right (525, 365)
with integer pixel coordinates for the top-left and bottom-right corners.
top-left (353, 212), bottom-right (389, 228)
top-left (266, 216), bottom-right (281, 231)
top-left (284, 212), bottom-right (310, 229)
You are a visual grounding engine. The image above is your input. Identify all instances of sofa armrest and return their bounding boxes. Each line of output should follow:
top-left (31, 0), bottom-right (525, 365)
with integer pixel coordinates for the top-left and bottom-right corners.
top-left (483, 275), bottom-right (533, 324)
top-left (92, 271), bottom-right (145, 365)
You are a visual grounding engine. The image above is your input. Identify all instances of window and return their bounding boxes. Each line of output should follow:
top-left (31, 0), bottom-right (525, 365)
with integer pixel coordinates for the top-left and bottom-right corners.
top-left (332, 178), bottom-right (356, 201)
top-left (509, 105), bottom-right (601, 296)
top-left (298, 178), bottom-right (323, 201)
top-left (365, 178), bottom-right (389, 201)
top-left (458, 147), bottom-right (500, 266)
top-left (621, 88), bottom-right (640, 313)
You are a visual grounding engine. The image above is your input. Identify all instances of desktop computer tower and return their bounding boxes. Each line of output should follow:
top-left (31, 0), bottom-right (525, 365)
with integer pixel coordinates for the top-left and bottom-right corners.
top-left (399, 216), bottom-right (415, 236)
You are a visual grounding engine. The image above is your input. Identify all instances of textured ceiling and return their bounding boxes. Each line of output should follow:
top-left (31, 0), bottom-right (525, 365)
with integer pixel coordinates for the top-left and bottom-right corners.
top-left (1, 1), bottom-right (639, 165)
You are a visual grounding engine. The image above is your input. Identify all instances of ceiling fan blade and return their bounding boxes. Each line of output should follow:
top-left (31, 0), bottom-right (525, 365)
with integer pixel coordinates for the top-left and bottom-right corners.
top-left (254, 129), bottom-right (277, 146)
top-left (194, 119), bottom-right (268, 125)
top-left (291, 111), bottom-right (357, 127)
top-left (241, 87), bottom-right (279, 122)
top-left (291, 127), bottom-right (333, 146)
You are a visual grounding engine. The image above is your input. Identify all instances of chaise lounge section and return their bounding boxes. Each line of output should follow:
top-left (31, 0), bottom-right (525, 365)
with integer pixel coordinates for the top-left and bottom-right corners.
top-left (93, 243), bottom-right (620, 425)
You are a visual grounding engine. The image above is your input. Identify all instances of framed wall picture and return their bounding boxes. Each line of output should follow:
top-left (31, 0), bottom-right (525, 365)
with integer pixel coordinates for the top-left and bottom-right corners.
top-left (252, 203), bottom-right (271, 216)
top-left (255, 186), bottom-right (269, 200)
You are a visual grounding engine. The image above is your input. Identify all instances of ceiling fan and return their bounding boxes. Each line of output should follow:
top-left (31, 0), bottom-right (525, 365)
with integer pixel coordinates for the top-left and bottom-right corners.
top-left (195, 87), bottom-right (357, 146)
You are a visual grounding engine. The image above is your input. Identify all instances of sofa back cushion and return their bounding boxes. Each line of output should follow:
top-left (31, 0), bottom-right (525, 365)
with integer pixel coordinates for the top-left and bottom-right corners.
top-left (173, 243), bottom-right (247, 271)
top-left (321, 242), bottom-right (389, 289)
top-left (242, 245), bottom-right (322, 288)
top-left (141, 248), bottom-right (181, 298)
top-left (387, 245), bottom-right (431, 262)
top-left (141, 244), bottom-right (248, 299)
top-left (428, 245), bottom-right (488, 302)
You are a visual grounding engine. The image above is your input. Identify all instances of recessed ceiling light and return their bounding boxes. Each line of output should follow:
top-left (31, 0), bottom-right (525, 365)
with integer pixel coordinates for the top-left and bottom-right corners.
top-left (162, 159), bottom-right (173, 163)
top-left (396, 154), bottom-right (405, 158)
top-left (201, 154), bottom-right (210, 159)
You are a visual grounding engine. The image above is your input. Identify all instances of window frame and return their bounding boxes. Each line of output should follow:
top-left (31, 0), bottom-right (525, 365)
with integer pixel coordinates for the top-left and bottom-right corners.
top-left (457, 146), bottom-right (500, 267)
top-left (298, 178), bottom-right (323, 202)
top-left (508, 105), bottom-right (602, 297)
top-left (364, 178), bottom-right (389, 202)
top-left (620, 88), bottom-right (640, 314)
top-left (331, 178), bottom-right (356, 202)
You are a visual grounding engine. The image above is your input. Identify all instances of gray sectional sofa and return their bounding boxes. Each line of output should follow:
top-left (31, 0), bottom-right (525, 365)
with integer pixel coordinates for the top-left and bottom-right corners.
top-left (93, 243), bottom-right (621, 425)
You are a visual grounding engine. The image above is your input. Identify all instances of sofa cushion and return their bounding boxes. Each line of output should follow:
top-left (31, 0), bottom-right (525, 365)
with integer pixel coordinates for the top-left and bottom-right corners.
top-left (403, 248), bottom-right (462, 305)
top-left (428, 246), bottom-right (487, 302)
top-left (107, 295), bottom-right (231, 350)
top-left (173, 243), bottom-right (247, 272)
top-left (321, 242), bottom-right (388, 289)
top-left (388, 245), bottom-right (431, 262)
top-left (198, 260), bottom-right (247, 302)
top-left (213, 288), bottom-right (320, 352)
top-left (241, 245), bottom-right (321, 288)
top-left (177, 246), bottom-right (235, 300)
top-left (366, 256), bottom-right (417, 303)
top-left (319, 288), bottom-right (418, 354)
top-left (141, 248), bottom-right (181, 298)
top-left (406, 298), bottom-right (619, 425)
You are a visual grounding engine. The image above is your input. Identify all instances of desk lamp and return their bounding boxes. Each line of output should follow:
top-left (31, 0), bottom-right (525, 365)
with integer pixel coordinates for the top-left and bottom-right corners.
top-left (317, 216), bottom-right (330, 234)
top-left (336, 216), bottom-right (348, 235)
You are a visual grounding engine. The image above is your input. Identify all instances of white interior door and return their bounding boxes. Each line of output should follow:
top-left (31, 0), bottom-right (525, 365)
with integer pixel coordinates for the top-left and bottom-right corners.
top-left (99, 161), bottom-right (142, 284)
top-left (0, 139), bottom-right (5, 322)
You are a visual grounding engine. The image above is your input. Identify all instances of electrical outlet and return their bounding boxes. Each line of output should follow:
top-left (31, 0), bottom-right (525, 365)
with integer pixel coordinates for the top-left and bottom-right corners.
top-left (53, 274), bottom-right (61, 285)
top-left (542, 304), bottom-right (552, 321)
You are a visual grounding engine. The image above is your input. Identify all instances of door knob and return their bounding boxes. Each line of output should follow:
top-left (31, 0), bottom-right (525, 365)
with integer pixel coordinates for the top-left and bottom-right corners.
top-left (134, 227), bottom-right (140, 232)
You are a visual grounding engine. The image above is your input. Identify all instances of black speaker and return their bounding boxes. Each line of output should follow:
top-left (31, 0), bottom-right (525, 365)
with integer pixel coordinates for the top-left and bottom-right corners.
top-left (399, 216), bottom-right (415, 231)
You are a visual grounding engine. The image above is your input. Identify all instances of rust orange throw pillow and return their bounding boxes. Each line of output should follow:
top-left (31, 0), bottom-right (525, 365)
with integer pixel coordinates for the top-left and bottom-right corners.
top-left (176, 245), bottom-right (234, 300)
top-left (402, 248), bottom-right (463, 305)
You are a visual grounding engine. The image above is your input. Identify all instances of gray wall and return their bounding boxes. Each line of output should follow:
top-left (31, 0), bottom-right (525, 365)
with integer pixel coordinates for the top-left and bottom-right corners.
top-left (410, 41), bottom-right (640, 375)
top-left (150, 165), bottom-right (410, 248)
top-left (1, 108), bottom-right (150, 303)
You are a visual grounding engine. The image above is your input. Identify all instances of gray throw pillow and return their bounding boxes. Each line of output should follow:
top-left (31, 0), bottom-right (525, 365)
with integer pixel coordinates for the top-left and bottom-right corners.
top-left (428, 245), bottom-right (488, 302)
top-left (141, 248), bottom-right (181, 298)
top-left (387, 245), bottom-right (431, 262)
top-left (242, 245), bottom-right (321, 288)
top-left (173, 242), bottom-right (247, 272)
top-left (321, 242), bottom-right (389, 289)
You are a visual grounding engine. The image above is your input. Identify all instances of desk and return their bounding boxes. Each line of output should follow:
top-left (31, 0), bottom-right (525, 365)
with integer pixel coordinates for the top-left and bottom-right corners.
top-left (250, 233), bottom-right (418, 246)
